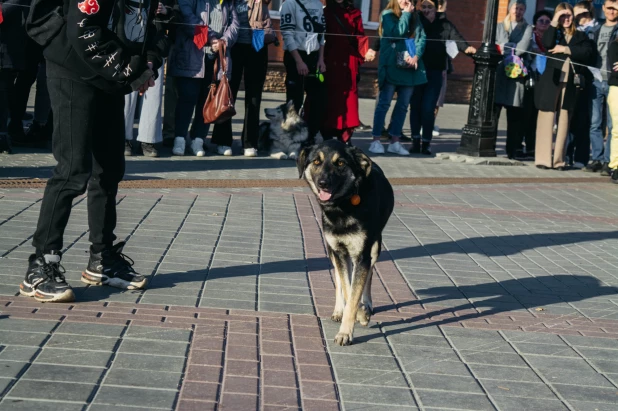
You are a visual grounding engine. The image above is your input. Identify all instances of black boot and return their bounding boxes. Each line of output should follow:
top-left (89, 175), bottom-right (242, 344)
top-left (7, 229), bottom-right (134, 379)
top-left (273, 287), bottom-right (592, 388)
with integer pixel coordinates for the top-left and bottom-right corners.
top-left (601, 162), bottom-right (612, 177)
top-left (82, 242), bottom-right (147, 290)
top-left (421, 141), bottom-right (432, 155)
top-left (411, 139), bottom-right (421, 154)
top-left (0, 133), bottom-right (11, 154)
top-left (20, 252), bottom-right (75, 303)
top-left (7, 121), bottom-right (28, 147)
top-left (25, 121), bottom-right (51, 149)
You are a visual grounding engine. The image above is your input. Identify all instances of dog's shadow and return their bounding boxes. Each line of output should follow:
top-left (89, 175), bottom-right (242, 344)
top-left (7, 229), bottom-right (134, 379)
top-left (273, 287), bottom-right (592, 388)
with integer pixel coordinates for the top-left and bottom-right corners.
top-left (77, 230), bottom-right (618, 342)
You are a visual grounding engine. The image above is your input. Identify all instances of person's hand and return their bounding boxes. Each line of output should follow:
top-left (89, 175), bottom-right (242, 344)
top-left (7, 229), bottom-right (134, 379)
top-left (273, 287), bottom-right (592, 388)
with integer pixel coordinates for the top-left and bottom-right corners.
top-left (465, 46), bottom-right (477, 54)
top-left (549, 45), bottom-right (567, 54)
top-left (365, 49), bottom-right (376, 62)
top-left (552, 9), bottom-right (568, 25)
top-left (157, 2), bottom-right (168, 15)
top-left (405, 55), bottom-right (418, 69)
top-left (296, 60), bottom-right (309, 76)
top-left (212, 39), bottom-right (220, 52)
top-left (614, 62), bottom-right (618, 72)
top-left (138, 62), bottom-right (156, 95)
top-left (402, 1), bottom-right (415, 13)
top-left (317, 58), bottom-right (326, 73)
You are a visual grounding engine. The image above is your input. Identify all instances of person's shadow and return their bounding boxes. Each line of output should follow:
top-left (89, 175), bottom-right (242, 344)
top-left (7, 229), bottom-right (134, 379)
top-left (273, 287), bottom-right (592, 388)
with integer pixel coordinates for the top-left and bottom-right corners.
top-left (75, 230), bottom-right (618, 338)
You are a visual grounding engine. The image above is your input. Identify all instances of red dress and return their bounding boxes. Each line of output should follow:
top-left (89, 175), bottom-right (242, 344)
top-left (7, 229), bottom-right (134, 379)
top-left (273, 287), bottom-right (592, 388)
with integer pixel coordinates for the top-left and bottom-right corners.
top-left (323, 5), bottom-right (367, 137)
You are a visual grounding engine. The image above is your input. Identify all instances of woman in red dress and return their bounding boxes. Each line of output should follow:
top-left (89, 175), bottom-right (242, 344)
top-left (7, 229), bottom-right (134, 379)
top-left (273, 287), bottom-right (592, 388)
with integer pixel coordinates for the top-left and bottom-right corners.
top-left (323, 0), bottom-right (368, 144)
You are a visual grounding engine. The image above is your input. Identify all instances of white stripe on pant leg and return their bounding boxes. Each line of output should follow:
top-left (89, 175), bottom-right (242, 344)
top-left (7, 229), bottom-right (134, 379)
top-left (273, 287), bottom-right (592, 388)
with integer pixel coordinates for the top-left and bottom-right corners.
top-left (136, 62), bottom-right (165, 144)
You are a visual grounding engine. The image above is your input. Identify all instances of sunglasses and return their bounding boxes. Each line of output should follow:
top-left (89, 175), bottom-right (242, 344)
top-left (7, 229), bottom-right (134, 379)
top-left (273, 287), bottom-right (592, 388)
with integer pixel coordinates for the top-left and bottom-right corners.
top-left (537, 18), bottom-right (551, 24)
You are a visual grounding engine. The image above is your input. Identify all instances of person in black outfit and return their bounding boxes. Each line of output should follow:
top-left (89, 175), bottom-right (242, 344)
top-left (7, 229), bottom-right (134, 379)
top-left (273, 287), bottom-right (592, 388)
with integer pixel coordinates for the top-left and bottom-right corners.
top-left (0, 0), bottom-right (31, 154)
top-left (19, 0), bottom-right (168, 302)
top-left (411, 0), bottom-right (475, 154)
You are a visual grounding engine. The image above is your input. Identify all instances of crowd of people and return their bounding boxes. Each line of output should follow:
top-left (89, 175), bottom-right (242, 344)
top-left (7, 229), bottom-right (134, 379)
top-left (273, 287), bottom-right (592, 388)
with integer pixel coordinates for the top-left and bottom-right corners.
top-left (497, 0), bottom-right (618, 182)
top-left (0, 0), bottom-right (617, 165)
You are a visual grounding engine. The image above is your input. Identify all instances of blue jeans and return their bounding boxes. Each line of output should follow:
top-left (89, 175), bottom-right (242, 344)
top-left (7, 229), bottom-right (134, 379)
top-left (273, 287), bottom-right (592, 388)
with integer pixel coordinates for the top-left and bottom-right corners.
top-left (372, 82), bottom-right (414, 139)
top-left (410, 69), bottom-right (443, 142)
top-left (590, 80), bottom-right (613, 162)
top-left (173, 58), bottom-right (215, 140)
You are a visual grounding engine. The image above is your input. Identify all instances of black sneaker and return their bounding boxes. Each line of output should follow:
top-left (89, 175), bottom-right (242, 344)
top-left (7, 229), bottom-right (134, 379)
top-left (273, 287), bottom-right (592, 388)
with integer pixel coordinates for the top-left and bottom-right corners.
top-left (400, 132), bottom-right (411, 142)
top-left (82, 242), bottom-right (147, 290)
top-left (124, 140), bottom-right (133, 156)
top-left (612, 169), bottom-right (618, 184)
top-left (141, 142), bottom-right (158, 157)
top-left (8, 121), bottom-right (28, 147)
top-left (20, 253), bottom-right (75, 303)
top-left (0, 133), bottom-right (11, 154)
top-left (601, 162), bottom-right (612, 176)
top-left (421, 141), bottom-right (432, 155)
top-left (411, 139), bottom-right (421, 154)
top-left (355, 122), bottom-right (372, 132)
top-left (24, 121), bottom-right (50, 149)
top-left (584, 160), bottom-right (603, 173)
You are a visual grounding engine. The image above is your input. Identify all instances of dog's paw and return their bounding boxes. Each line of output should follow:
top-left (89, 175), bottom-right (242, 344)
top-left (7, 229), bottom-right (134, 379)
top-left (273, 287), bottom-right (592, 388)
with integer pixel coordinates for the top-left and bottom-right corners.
top-left (334, 331), bottom-right (354, 346)
top-left (331, 311), bottom-right (343, 322)
top-left (356, 304), bottom-right (372, 326)
top-left (289, 152), bottom-right (298, 160)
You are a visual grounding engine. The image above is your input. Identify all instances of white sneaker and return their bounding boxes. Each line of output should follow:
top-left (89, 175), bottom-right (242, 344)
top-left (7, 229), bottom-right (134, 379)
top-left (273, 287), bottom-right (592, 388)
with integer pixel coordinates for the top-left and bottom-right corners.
top-left (244, 148), bottom-right (257, 157)
top-left (388, 141), bottom-right (410, 156)
top-left (172, 137), bottom-right (185, 156)
top-left (191, 138), bottom-right (205, 157)
top-left (368, 140), bottom-right (385, 154)
top-left (217, 146), bottom-right (233, 156)
top-left (433, 126), bottom-right (440, 137)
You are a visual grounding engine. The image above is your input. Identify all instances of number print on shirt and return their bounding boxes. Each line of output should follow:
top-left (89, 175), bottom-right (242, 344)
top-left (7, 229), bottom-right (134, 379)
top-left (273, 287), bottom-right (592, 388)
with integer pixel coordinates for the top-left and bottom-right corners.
top-left (78, 0), bottom-right (100, 15)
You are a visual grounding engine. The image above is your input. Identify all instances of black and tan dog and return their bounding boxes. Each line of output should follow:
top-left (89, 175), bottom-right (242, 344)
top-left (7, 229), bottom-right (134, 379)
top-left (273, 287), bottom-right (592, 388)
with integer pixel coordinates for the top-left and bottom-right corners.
top-left (298, 140), bottom-right (394, 345)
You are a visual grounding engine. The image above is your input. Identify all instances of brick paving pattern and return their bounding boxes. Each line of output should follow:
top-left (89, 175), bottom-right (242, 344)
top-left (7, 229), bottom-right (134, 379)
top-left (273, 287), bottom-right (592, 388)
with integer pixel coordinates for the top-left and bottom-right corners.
top-left (1, 182), bottom-right (618, 410)
top-left (2, 95), bottom-right (618, 410)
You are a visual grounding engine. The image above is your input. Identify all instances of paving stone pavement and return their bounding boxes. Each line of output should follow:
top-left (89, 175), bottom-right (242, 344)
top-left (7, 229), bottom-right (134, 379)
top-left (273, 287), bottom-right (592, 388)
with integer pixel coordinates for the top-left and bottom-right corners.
top-left (1, 182), bottom-right (618, 410)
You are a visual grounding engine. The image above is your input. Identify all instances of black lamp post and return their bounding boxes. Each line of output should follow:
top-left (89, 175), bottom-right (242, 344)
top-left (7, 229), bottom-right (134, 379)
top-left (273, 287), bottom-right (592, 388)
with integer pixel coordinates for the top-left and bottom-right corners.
top-left (457, 0), bottom-right (503, 157)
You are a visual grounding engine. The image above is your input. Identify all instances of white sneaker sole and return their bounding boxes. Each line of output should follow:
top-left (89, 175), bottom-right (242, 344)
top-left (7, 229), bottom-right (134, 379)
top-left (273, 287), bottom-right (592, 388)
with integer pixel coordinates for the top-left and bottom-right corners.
top-left (19, 283), bottom-right (75, 303)
top-left (82, 270), bottom-right (147, 290)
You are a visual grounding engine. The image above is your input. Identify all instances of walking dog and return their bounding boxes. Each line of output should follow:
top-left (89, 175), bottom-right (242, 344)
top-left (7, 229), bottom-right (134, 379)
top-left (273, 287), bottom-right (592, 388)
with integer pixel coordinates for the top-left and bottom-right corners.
top-left (298, 140), bottom-right (394, 345)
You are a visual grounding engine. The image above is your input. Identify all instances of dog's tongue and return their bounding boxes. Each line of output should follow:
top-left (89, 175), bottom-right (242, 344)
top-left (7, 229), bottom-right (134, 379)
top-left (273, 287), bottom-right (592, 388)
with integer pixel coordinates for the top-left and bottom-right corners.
top-left (319, 190), bottom-right (332, 201)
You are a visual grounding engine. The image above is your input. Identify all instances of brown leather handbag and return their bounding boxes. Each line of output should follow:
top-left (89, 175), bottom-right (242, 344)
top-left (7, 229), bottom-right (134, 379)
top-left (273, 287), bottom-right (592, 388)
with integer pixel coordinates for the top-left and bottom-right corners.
top-left (203, 44), bottom-right (236, 124)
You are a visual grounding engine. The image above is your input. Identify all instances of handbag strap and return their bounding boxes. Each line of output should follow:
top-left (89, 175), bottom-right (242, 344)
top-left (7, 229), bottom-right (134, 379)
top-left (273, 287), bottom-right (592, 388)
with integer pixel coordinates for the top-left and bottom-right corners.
top-left (294, 0), bottom-right (324, 37)
top-left (333, 12), bottom-right (357, 50)
top-left (212, 43), bottom-right (227, 82)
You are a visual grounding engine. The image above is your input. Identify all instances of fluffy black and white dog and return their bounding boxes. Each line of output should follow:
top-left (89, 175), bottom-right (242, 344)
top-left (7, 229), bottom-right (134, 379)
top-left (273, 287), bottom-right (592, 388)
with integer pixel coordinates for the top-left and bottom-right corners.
top-left (258, 101), bottom-right (320, 160)
top-left (298, 140), bottom-right (394, 345)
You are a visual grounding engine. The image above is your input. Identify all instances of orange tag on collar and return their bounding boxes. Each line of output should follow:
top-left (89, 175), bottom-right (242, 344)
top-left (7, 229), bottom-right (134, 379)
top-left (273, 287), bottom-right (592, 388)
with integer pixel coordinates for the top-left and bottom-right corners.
top-left (350, 194), bottom-right (361, 206)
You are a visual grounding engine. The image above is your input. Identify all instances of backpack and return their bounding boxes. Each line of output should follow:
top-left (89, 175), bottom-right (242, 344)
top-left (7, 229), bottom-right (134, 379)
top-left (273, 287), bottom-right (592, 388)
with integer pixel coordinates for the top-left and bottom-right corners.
top-left (25, 0), bottom-right (66, 47)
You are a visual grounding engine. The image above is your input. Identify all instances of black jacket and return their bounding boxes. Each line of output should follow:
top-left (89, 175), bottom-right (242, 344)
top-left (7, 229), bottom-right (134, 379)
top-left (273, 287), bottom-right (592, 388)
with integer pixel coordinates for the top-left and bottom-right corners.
top-left (419, 12), bottom-right (470, 71)
top-left (534, 26), bottom-right (596, 112)
top-left (42, 0), bottom-right (167, 94)
top-left (0, 0), bottom-right (31, 70)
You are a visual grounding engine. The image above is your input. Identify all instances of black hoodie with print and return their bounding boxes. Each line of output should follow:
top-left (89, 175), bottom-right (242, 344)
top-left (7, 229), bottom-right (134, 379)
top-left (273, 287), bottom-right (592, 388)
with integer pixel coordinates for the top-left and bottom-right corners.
top-left (42, 0), bottom-right (168, 94)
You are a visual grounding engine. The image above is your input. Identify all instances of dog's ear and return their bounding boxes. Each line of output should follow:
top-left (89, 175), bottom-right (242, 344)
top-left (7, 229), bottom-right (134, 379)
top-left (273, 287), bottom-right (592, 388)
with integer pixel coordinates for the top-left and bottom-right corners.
top-left (297, 147), bottom-right (310, 179)
top-left (348, 146), bottom-right (372, 177)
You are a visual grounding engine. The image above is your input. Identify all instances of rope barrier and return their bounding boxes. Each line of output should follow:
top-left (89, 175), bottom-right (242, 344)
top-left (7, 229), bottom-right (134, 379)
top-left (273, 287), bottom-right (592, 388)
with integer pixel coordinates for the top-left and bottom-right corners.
top-left (1, 2), bottom-right (614, 74)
